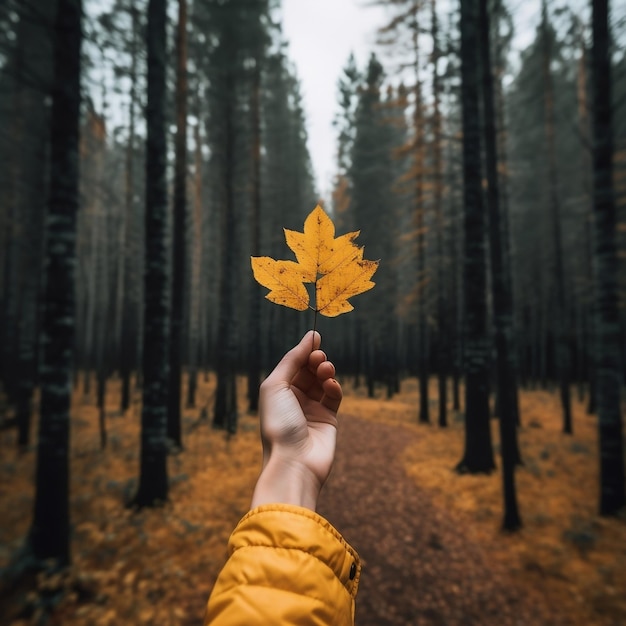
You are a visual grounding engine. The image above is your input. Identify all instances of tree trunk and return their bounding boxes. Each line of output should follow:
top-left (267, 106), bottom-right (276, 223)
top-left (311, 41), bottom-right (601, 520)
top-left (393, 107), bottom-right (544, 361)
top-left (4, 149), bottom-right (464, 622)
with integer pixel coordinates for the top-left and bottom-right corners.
top-left (591, 0), bottom-right (625, 516)
top-left (541, 0), bottom-right (572, 434)
top-left (133, 0), bottom-right (169, 507)
top-left (187, 90), bottom-right (204, 410)
top-left (213, 75), bottom-right (239, 434)
top-left (14, 0), bottom-right (57, 449)
top-left (167, 0), bottom-right (188, 450)
top-left (446, 104), bottom-right (462, 415)
top-left (493, 0), bottom-right (520, 427)
top-left (87, 100), bottom-right (110, 449)
top-left (456, 0), bottom-right (495, 474)
top-left (120, 3), bottom-right (139, 415)
top-left (479, 0), bottom-right (521, 529)
top-left (28, 0), bottom-right (82, 565)
top-left (247, 56), bottom-right (263, 414)
top-left (412, 2), bottom-right (429, 424)
top-left (575, 31), bottom-right (598, 417)
top-left (431, 0), bottom-right (447, 428)
top-left (96, 204), bottom-right (109, 450)
top-left (82, 182), bottom-right (98, 401)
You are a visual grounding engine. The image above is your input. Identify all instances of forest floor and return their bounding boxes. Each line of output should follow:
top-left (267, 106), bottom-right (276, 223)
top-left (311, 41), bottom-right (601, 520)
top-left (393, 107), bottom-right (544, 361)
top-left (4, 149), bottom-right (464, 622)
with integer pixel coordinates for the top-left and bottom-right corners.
top-left (0, 374), bottom-right (625, 626)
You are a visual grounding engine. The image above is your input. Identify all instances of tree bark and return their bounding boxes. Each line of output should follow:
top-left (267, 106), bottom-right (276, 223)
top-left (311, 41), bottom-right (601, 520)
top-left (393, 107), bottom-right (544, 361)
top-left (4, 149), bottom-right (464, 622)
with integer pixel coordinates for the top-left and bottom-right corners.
top-left (591, 0), bottom-right (625, 515)
top-left (167, 0), bottom-right (188, 449)
top-left (456, 0), bottom-right (495, 474)
top-left (493, 0), bottom-right (520, 427)
top-left (28, 0), bottom-right (82, 565)
top-left (213, 73), bottom-right (239, 434)
top-left (187, 90), bottom-right (204, 410)
top-left (13, 0), bottom-right (57, 449)
top-left (134, 0), bottom-right (169, 507)
top-left (411, 2), bottom-right (429, 425)
top-left (120, 2), bottom-right (139, 415)
top-left (431, 0), bottom-right (447, 428)
top-left (479, 0), bottom-right (522, 529)
top-left (541, 0), bottom-right (572, 434)
top-left (247, 55), bottom-right (262, 414)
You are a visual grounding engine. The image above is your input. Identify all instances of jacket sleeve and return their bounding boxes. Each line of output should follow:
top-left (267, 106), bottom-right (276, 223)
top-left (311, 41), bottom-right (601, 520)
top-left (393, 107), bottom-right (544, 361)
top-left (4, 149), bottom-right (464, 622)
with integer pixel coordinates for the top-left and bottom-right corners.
top-left (205, 504), bottom-right (361, 626)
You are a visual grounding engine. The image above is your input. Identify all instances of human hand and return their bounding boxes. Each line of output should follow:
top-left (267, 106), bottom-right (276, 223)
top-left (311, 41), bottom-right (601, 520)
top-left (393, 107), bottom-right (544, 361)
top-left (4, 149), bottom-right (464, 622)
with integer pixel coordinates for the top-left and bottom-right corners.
top-left (250, 331), bottom-right (342, 511)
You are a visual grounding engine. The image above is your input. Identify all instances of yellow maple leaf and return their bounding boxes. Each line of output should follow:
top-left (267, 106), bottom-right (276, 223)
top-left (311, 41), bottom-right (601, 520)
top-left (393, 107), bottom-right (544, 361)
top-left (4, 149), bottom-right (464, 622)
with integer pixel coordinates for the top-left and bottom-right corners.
top-left (250, 205), bottom-right (379, 318)
top-left (250, 258), bottom-right (310, 311)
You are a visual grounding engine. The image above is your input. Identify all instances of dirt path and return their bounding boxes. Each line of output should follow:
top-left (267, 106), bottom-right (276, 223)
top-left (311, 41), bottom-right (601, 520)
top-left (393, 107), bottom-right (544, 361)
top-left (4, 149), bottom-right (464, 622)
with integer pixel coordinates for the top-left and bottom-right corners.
top-left (317, 414), bottom-right (574, 626)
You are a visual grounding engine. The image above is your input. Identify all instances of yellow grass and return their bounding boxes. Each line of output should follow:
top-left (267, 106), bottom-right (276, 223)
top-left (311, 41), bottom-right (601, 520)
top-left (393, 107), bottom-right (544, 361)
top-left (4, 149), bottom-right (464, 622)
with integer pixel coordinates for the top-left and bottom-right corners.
top-left (0, 375), bottom-right (263, 626)
top-left (0, 374), bottom-right (625, 625)
top-left (341, 377), bottom-right (626, 626)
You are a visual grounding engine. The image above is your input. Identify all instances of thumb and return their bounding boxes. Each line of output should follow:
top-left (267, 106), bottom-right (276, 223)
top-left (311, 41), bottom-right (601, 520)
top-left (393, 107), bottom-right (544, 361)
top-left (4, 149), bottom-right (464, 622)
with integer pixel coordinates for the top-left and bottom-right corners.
top-left (265, 331), bottom-right (321, 384)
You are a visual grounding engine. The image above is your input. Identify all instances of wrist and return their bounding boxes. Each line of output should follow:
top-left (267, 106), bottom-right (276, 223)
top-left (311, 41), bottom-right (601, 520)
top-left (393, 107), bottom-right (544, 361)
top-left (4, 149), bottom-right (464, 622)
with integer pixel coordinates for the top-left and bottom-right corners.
top-left (251, 454), bottom-right (321, 511)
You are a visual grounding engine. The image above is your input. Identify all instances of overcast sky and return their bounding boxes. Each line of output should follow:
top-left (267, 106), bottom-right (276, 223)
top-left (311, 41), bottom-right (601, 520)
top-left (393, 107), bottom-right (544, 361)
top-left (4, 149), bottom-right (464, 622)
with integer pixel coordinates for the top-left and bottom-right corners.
top-left (281, 0), bottom-right (388, 202)
top-left (279, 0), bottom-right (550, 203)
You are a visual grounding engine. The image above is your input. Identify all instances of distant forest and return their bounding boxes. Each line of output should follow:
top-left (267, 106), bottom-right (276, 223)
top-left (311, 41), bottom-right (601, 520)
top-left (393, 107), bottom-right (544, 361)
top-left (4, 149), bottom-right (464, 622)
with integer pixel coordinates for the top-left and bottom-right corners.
top-left (0, 0), bottom-right (624, 564)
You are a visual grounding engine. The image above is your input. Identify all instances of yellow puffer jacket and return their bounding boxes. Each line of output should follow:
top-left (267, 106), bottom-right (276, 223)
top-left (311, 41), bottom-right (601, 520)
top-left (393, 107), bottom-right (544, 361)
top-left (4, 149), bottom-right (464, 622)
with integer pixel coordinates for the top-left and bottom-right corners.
top-left (205, 504), bottom-right (361, 625)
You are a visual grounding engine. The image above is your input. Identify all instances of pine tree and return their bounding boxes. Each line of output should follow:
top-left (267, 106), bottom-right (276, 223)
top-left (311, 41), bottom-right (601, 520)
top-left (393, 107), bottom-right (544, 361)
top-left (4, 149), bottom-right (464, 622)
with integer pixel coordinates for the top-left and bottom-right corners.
top-left (591, 0), bottom-right (625, 515)
top-left (133, 0), bottom-right (169, 506)
top-left (431, 0), bottom-right (448, 427)
top-left (28, 0), bottom-right (83, 564)
top-left (540, 0), bottom-right (572, 434)
top-left (245, 0), bottom-right (271, 414)
top-left (478, 0), bottom-right (521, 528)
top-left (260, 50), bottom-right (316, 356)
top-left (456, 0), bottom-right (495, 474)
top-left (332, 53), bottom-right (360, 226)
top-left (167, 0), bottom-right (188, 449)
top-left (349, 54), bottom-right (398, 396)
top-left (375, 0), bottom-right (434, 419)
top-left (11, 0), bottom-right (57, 448)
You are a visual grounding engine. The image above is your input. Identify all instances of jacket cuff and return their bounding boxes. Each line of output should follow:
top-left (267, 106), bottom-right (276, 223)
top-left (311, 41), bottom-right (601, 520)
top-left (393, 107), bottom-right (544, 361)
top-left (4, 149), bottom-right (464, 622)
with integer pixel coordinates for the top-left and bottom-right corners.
top-left (231, 504), bottom-right (361, 598)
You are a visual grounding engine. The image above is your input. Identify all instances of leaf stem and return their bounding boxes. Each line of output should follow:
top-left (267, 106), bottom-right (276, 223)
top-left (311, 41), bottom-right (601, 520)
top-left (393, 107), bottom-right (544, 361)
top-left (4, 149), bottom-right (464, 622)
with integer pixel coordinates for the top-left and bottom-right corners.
top-left (312, 280), bottom-right (319, 351)
top-left (312, 308), bottom-right (319, 352)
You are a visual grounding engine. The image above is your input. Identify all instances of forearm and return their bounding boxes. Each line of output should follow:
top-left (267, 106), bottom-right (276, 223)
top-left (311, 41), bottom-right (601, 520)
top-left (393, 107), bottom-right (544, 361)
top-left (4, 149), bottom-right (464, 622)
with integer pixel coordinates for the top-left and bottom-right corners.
top-left (250, 455), bottom-right (322, 511)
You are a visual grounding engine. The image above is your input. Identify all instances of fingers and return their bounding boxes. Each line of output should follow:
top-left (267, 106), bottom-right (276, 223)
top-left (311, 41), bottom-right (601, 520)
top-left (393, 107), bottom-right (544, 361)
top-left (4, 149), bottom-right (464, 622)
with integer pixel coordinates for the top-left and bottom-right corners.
top-left (261, 329), bottom-right (341, 414)
top-left (315, 359), bottom-right (335, 381)
top-left (320, 377), bottom-right (342, 414)
top-left (291, 349), bottom-right (327, 398)
top-left (264, 330), bottom-right (321, 386)
top-left (293, 356), bottom-right (340, 412)
top-left (308, 349), bottom-right (328, 374)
